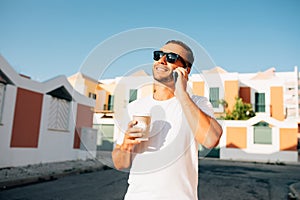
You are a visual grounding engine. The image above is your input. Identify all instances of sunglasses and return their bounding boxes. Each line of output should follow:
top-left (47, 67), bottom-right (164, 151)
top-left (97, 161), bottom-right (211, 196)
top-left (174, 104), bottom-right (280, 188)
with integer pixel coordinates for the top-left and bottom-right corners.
top-left (153, 50), bottom-right (189, 69)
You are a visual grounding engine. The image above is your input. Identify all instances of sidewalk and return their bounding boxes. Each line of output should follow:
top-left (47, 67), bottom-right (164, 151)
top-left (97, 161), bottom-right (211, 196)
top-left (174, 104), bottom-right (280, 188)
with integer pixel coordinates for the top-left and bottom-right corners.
top-left (0, 159), bottom-right (106, 190)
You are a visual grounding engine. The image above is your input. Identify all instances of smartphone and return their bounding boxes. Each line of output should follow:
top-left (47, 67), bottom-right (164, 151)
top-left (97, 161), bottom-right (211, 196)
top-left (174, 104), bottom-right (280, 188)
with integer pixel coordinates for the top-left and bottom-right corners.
top-left (173, 71), bottom-right (178, 83)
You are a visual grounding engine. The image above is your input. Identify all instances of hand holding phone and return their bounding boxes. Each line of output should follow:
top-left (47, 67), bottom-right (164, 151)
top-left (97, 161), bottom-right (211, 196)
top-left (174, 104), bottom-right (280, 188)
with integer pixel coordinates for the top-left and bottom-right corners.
top-left (173, 68), bottom-right (189, 93)
top-left (173, 71), bottom-right (178, 83)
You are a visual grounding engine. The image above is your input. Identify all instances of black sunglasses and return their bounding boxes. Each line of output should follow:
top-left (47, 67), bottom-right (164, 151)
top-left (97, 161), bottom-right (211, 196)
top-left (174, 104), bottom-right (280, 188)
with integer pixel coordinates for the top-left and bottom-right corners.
top-left (153, 50), bottom-right (189, 69)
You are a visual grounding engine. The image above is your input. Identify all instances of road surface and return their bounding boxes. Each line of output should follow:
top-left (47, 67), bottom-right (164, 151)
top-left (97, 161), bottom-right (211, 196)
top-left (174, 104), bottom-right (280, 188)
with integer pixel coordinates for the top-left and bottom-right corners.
top-left (1, 159), bottom-right (299, 200)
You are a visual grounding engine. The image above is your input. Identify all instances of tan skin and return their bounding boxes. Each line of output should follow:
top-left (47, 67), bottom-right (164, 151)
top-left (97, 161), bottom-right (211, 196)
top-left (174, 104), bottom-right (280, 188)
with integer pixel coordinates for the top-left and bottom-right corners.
top-left (112, 43), bottom-right (223, 170)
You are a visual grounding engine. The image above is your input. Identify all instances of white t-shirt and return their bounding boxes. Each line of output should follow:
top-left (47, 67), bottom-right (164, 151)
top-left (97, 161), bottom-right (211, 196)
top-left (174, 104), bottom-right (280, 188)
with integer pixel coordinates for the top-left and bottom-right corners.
top-left (116, 95), bottom-right (214, 200)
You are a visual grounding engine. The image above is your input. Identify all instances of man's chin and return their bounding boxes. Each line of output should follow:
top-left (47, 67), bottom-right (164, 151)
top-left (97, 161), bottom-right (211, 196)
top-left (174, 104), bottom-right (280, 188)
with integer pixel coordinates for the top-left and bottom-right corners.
top-left (153, 75), bottom-right (173, 83)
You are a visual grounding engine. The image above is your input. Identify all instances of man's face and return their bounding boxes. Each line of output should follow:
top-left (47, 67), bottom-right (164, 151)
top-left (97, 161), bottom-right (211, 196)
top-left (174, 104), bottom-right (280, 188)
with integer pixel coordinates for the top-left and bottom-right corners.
top-left (152, 43), bottom-right (190, 83)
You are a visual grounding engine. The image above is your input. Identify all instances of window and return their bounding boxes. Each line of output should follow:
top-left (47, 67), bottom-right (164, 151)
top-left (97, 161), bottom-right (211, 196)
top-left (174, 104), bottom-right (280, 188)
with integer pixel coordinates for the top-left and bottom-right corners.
top-left (48, 97), bottom-right (70, 131)
top-left (88, 92), bottom-right (97, 100)
top-left (253, 122), bottom-right (272, 144)
top-left (129, 89), bottom-right (137, 103)
top-left (255, 93), bottom-right (265, 112)
top-left (0, 83), bottom-right (5, 123)
top-left (108, 95), bottom-right (114, 111)
top-left (209, 87), bottom-right (219, 108)
top-left (98, 124), bottom-right (114, 151)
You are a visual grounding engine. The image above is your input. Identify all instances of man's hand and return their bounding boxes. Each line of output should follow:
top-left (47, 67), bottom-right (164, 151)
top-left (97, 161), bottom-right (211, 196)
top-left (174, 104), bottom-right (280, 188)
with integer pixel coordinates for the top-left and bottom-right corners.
top-left (112, 120), bottom-right (144, 170)
top-left (120, 120), bottom-right (143, 152)
top-left (174, 67), bottom-right (188, 96)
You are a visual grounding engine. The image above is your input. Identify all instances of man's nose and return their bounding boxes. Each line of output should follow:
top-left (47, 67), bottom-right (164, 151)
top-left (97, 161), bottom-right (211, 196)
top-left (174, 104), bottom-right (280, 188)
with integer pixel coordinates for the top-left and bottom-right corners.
top-left (158, 55), bottom-right (167, 64)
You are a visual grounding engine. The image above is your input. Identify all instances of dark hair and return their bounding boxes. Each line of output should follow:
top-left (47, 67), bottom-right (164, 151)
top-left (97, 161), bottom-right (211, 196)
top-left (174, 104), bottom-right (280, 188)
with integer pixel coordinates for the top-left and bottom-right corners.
top-left (165, 40), bottom-right (194, 67)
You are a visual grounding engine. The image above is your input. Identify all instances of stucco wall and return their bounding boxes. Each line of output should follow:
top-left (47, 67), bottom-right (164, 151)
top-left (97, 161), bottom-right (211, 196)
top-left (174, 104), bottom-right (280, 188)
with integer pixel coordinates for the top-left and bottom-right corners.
top-left (220, 116), bottom-right (298, 162)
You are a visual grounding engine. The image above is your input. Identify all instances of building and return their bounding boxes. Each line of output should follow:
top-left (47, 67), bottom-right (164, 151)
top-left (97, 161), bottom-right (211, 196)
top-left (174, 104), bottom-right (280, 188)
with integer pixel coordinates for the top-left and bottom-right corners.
top-left (70, 66), bottom-right (299, 163)
top-left (190, 66), bottom-right (298, 162)
top-left (68, 71), bottom-right (153, 151)
top-left (0, 55), bottom-right (96, 168)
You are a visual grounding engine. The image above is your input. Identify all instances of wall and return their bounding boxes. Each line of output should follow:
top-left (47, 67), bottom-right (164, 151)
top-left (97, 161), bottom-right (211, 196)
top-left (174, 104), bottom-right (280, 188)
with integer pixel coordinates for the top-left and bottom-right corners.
top-left (219, 115), bottom-right (298, 162)
top-left (0, 85), bottom-right (17, 167)
top-left (74, 104), bottom-right (94, 149)
top-left (192, 81), bottom-right (205, 96)
top-left (270, 86), bottom-right (284, 120)
top-left (84, 79), bottom-right (97, 97)
top-left (0, 84), bottom-right (95, 168)
top-left (0, 56), bottom-right (96, 168)
top-left (224, 80), bottom-right (239, 112)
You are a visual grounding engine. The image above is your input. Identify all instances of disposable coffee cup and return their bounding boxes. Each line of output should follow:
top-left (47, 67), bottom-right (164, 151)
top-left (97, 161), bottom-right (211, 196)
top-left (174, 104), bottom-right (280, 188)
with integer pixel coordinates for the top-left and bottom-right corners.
top-left (133, 113), bottom-right (151, 141)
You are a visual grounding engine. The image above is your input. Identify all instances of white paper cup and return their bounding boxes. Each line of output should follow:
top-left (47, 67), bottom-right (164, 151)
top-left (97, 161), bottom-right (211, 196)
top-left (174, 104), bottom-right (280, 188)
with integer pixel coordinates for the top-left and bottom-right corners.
top-left (133, 113), bottom-right (151, 141)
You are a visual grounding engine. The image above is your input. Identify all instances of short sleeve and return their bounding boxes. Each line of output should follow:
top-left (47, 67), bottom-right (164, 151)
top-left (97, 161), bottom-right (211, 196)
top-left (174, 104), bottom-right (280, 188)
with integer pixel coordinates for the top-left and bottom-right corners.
top-left (191, 95), bottom-right (215, 118)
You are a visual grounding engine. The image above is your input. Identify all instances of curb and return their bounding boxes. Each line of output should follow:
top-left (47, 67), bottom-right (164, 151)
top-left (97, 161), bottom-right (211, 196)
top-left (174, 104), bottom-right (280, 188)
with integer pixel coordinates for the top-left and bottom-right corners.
top-left (0, 165), bottom-right (106, 191)
top-left (200, 157), bottom-right (300, 166)
top-left (289, 182), bottom-right (300, 200)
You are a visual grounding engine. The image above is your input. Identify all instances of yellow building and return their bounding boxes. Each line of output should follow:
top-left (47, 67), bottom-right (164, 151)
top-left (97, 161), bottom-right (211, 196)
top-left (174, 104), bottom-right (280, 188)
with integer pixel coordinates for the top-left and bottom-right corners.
top-left (68, 72), bottom-right (115, 113)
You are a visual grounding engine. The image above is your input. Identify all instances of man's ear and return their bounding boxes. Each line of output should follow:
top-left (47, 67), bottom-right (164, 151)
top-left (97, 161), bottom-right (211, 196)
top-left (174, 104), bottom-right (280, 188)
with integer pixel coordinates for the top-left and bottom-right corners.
top-left (186, 67), bottom-right (191, 74)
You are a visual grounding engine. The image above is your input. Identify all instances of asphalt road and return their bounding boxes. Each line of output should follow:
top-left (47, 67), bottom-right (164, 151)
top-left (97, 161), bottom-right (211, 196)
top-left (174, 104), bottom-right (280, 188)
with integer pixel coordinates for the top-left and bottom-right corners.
top-left (1, 159), bottom-right (299, 200)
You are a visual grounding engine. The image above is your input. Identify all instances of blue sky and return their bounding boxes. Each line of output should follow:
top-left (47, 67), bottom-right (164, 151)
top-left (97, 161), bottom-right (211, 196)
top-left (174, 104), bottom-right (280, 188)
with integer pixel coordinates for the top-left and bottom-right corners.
top-left (0, 0), bottom-right (299, 81)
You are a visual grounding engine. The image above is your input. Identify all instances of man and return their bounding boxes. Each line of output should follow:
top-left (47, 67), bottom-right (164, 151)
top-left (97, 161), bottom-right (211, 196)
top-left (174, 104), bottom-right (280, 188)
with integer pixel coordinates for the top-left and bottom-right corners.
top-left (112, 40), bottom-right (223, 200)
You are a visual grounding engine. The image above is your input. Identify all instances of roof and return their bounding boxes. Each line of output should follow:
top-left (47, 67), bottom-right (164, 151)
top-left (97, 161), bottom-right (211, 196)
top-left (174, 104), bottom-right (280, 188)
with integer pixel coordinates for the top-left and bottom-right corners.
top-left (0, 54), bottom-right (94, 106)
top-left (251, 67), bottom-right (277, 80)
top-left (203, 66), bottom-right (228, 74)
top-left (68, 72), bottom-right (100, 84)
top-left (129, 70), bottom-right (150, 77)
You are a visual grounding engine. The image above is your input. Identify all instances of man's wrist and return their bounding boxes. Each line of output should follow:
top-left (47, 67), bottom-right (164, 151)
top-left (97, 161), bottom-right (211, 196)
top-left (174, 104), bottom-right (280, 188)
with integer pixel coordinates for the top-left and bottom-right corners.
top-left (120, 144), bottom-right (132, 153)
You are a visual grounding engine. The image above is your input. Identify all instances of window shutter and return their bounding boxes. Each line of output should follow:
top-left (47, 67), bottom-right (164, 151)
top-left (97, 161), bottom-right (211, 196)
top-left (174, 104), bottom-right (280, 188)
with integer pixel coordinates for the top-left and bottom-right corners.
top-left (48, 97), bottom-right (70, 131)
top-left (129, 89), bottom-right (137, 103)
top-left (209, 88), bottom-right (219, 108)
top-left (255, 93), bottom-right (265, 112)
top-left (108, 95), bottom-right (114, 111)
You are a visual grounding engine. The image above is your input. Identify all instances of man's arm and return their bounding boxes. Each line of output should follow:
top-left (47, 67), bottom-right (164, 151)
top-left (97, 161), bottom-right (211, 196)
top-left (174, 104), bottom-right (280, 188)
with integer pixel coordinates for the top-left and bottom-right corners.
top-left (177, 92), bottom-right (222, 148)
top-left (174, 68), bottom-right (223, 148)
top-left (112, 145), bottom-right (132, 170)
top-left (112, 121), bottom-right (142, 170)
